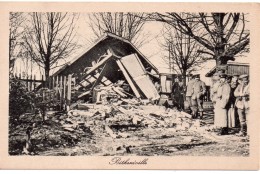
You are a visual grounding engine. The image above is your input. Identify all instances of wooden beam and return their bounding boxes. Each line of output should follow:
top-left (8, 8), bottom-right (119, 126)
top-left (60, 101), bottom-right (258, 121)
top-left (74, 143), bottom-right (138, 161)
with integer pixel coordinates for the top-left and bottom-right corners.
top-left (91, 63), bottom-right (108, 91)
top-left (108, 47), bottom-right (121, 59)
top-left (17, 79), bottom-right (45, 83)
top-left (91, 74), bottom-right (106, 86)
top-left (79, 53), bottom-right (113, 81)
top-left (67, 75), bottom-right (72, 111)
top-left (116, 60), bottom-right (141, 98)
top-left (63, 76), bottom-right (67, 100)
top-left (77, 77), bottom-right (92, 88)
top-left (59, 76), bottom-right (63, 110)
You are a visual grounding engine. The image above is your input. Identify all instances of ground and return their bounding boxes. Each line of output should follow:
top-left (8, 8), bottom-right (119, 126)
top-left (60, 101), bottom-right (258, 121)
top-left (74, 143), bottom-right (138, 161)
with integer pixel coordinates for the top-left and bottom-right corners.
top-left (9, 105), bottom-right (249, 157)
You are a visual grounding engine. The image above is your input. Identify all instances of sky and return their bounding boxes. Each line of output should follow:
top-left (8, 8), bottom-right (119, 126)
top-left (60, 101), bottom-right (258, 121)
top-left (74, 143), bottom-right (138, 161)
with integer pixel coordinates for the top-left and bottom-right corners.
top-left (13, 13), bottom-right (249, 86)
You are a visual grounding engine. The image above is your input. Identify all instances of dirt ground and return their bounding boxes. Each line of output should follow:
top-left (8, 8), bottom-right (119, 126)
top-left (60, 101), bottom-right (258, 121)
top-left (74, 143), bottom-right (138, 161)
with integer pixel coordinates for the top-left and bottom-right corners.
top-left (9, 107), bottom-right (249, 157)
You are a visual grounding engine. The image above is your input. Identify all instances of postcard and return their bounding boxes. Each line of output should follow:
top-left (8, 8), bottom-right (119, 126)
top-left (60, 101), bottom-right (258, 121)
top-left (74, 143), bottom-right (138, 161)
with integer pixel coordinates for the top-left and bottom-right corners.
top-left (0, 2), bottom-right (259, 170)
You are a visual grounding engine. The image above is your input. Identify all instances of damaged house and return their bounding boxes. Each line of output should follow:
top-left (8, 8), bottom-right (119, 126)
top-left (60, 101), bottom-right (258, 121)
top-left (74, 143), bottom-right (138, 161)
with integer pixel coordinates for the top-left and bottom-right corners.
top-left (52, 32), bottom-right (160, 103)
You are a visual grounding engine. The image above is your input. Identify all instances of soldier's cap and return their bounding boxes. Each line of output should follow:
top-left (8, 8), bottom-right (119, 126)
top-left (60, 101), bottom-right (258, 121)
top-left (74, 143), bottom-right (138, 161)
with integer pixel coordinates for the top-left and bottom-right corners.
top-left (227, 75), bottom-right (233, 79)
top-left (231, 75), bottom-right (238, 82)
top-left (193, 74), bottom-right (200, 79)
top-left (219, 73), bottom-right (227, 79)
top-left (239, 74), bottom-right (249, 80)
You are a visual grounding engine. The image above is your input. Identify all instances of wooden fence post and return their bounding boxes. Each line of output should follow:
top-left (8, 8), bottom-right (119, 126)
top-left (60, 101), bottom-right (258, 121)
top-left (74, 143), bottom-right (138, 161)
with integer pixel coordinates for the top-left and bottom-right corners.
top-left (63, 76), bottom-right (67, 107)
top-left (47, 77), bottom-right (51, 89)
top-left (55, 76), bottom-right (59, 104)
top-left (42, 89), bottom-right (46, 122)
top-left (26, 75), bottom-right (29, 90)
top-left (42, 75), bottom-right (44, 88)
top-left (52, 76), bottom-right (55, 90)
top-left (33, 75), bottom-right (36, 90)
top-left (30, 74), bottom-right (33, 91)
top-left (59, 76), bottom-right (63, 110)
top-left (56, 76), bottom-right (59, 89)
top-left (67, 74), bottom-right (72, 111)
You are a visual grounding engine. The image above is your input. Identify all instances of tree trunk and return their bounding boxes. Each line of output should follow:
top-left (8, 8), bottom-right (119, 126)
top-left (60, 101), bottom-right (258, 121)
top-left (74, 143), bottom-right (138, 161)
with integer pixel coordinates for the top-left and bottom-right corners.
top-left (182, 70), bottom-right (187, 99)
top-left (44, 62), bottom-right (50, 88)
top-left (213, 13), bottom-right (228, 67)
top-left (216, 56), bottom-right (229, 66)
top-left (182, 69), bottom-right (187, 87)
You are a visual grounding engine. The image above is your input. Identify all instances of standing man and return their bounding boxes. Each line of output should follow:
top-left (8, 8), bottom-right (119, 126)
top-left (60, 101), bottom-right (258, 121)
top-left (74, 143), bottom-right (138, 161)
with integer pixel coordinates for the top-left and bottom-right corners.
top-left (172, 77), bottom-right (181, 109)
top-left (210, 72), bottom-right (221, 125)
top-left (178, 78), bottom-right (185, 110)
top-left (154, 81), bottom-right (161, 105)
top-left (234, 74), bottom-right (249, 136)
top-left (214, 73), bottom-right (231, 135)
top-left (185, 74), bottom-right (195, 114)
top-left (191, 74), bottom-right (206, 119)
top-left (210, 72), bottom-right (221, 106)
top-left (227, 75), bottom-right (239, 128)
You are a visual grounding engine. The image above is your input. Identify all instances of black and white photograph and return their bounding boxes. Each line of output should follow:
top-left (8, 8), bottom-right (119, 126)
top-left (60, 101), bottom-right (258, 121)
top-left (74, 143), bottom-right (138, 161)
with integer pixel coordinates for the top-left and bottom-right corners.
top-left (1, 2), bottom-right (259, 170)
top-left (8, 11), bottom-right (251, 157)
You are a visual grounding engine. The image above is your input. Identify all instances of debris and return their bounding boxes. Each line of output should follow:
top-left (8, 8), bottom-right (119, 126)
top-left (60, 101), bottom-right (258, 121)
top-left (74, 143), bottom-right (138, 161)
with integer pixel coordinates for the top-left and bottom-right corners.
top-left (118, 132), bottom-right (130, 138)
top-left (132, 115), bottom-right (142, 125)
top-left (104, 125), bottom-right (118, 139)
top-left (125, 146), bottom-right (131, 153)
top-left (63, 127), bottom-right (75, 132)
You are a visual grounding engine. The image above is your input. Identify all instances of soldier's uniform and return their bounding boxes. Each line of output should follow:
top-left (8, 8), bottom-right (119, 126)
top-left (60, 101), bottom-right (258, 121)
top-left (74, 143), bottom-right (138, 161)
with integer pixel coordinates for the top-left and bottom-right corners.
top-left (234, 74), bottom-right (249, 136)
top-left (227, 76), bottom-right (239, 128)
top-left (214, 73), bottom-right (231, 135)
top-left (210, 73), bottom-right (221, 126)
top-left (191, 74), bottom-right (206, 119)
top-left (185, 77), bottom-right (195, 113)
top-left (210, 73), bottom-right (221, 105)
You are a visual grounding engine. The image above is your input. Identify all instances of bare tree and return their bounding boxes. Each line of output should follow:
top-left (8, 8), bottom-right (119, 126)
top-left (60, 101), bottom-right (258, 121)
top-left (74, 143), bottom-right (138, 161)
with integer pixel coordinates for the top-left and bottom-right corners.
top-left (9, 12), bottom-right (25, 72)
top-left (150, 13), bottom-right (249, 66)
top-left (22, 12), bottom-right (80, 81)
top-left (87, 12), bottom-right (149, 48)
top-left (161, 25), bottom-right (204, 86)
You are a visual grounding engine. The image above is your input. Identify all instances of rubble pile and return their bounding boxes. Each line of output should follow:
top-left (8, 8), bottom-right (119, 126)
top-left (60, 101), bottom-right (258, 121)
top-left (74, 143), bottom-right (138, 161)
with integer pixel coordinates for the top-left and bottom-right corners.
top-left (67, 100), bottom-right (207, 140)
top-left (9, 85), bottom-right (210, 156)
top-left (9, 111), bottom-right (93, 155)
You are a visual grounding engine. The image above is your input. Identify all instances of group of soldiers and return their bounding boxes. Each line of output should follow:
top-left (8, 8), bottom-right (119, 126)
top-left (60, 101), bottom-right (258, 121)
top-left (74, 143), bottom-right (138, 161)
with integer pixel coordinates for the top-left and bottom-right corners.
top-left (169, 71), bottom-right (249, 136)
top-left (171, 74), bottom-right (206, 120)
top-left (210, 71), bottom-right (249, 136)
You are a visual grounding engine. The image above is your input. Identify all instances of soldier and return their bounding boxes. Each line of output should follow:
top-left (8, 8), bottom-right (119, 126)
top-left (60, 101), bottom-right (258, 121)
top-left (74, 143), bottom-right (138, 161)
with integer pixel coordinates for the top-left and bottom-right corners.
top-left (214, 73), bottom-right (231, 135)
top-left (154, 81), bottom-right (161, 105)
top-left (210, 72), bottom-right (221, 106)
top-left (172, 77), bottom-right (181, 110)
top-left (210, 72), bottom-right (221, 127)
top-left (227, 75), bottom-right (239, 128)
top-left (185, 74), bottom-right (195, 113)
top-left (178, 78), bottom-right (185, 110)
top-left (234, 74), bottom-right (249, 136)
top-left (191, 74), bottom-right (206, 119)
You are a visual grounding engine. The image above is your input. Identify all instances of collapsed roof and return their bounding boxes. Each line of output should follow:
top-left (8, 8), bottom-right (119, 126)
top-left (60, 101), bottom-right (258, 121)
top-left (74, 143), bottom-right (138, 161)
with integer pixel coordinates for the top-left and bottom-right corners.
top-left (53, 32), bottom-right (160, 100)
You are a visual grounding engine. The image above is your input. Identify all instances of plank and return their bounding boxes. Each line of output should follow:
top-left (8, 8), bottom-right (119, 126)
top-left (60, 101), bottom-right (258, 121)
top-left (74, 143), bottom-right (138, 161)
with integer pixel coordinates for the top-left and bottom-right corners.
top-left (116, 60), bottom-right (141, 98)
top-left (67, 75), bottom-right (72, 109)
top-left (120, 54), bottom-right (160, 100)
top-left (79, 53), bottom-right (113, 81)
top-left (91, 63), bottom-right (108, 91)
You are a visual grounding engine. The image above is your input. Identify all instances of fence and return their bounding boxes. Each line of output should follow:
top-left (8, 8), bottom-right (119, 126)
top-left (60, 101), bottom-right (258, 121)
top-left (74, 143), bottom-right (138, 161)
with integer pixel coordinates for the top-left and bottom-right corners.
top-left (14, 73), bottom-right (45, 92)
top-left (47, 75), bottom-right (72, 111)
top-left (15, 73), bottom-right (72, 111)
